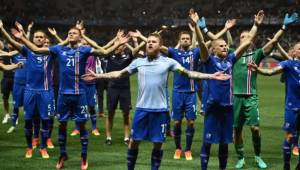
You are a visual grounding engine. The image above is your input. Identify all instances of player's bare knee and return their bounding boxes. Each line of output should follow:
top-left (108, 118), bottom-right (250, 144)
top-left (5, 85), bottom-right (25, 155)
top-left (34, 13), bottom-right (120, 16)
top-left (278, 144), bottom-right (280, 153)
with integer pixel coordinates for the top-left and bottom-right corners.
top-left (286, 133), bottom-right (294, 142)
top-left (187, 120), bottom-right (194, 127)
top-left (129, 140), bottom-right (140, 149)
top-left (174, 120), bottom-right (181, 127)
top-left (250, 126), bottom-right (260, 134)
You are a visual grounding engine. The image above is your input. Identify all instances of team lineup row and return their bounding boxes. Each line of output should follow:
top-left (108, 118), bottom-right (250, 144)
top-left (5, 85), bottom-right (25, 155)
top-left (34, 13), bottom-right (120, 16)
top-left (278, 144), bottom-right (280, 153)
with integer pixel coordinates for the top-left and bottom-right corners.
top-left (0, 9), bottom-right (299, 170)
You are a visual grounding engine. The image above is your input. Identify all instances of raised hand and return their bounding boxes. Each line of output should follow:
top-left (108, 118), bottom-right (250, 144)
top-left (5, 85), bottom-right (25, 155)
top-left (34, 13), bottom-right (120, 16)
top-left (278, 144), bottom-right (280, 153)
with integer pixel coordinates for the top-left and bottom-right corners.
top-left (189, 9), bottom-right (200, 25)
top-left (48, 27), bottom-right (57, 35)
top-left (211, 71), bottom-right (231, 80)
top-left (283, 12), bottom-right (299, 26)
top-left (76, 20), bottom-right (84, 30)
top-left (225, 19), bottom-right (236, 29)
top-left (254, 10), bottom-right (264, 26)
top-left (116, 29), bottom-right (125, 38)
top-left (11, 28), bottom-right (23, 39)
top-left (117, 34), bottom-right (130, 45)
top-left (28, 21), bottom-right (34, 30)
top-left (0, 20), bottom-right (3, 28)
top-left (129, 30), bottom-right (141, 38)
top-left (15, 21), bottom-right (24, 32)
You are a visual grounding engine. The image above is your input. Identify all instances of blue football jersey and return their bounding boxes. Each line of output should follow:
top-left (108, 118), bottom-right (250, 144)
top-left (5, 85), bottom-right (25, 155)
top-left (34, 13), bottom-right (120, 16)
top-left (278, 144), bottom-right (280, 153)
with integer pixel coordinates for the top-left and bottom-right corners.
top-left (21, 46), bottom-right (53, 91)
top-left (279, 60), bottom-right (300, 110)
top-left (12, 54), bottom-right (27, 84)
top-left (205, 53), bottom-right (236, 106)
top-left (168, 48), bottom-right (200, 92)
top-left (49, 45), bottom-right (92, 94)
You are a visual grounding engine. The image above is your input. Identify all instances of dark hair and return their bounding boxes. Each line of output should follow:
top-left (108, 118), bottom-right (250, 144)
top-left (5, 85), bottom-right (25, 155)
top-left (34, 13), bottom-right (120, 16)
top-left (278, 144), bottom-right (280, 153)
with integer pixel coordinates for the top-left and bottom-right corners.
top-left (148, 33), bottom-right (163, 45)
top-left (69, 27), bottom-right (82, 37)
top-left (178, 31), bottom-right (191, 39)
top-left (34, 30), bottom-right (46, 36)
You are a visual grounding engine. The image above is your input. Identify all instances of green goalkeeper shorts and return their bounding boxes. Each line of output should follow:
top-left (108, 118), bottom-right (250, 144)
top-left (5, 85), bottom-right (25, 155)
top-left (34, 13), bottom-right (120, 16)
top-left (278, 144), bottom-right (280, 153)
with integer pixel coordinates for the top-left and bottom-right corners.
top-left (233, 95), bottom-right (260, 127)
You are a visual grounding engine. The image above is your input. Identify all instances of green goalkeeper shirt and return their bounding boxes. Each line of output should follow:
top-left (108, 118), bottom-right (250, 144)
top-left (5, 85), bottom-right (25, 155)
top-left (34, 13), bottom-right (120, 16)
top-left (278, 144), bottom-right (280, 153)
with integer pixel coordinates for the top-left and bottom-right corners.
top-left (233, 48), bottom-right (265, 95)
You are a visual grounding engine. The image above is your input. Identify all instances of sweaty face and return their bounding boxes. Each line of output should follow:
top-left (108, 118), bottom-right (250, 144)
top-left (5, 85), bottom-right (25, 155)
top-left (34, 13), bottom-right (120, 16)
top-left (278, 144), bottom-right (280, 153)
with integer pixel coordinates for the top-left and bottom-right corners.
top-left (146, 36), bottom-right (160, 57)
top-left (179, 34), bottom-right (191, 48)
top-left (68, 29), bottom-right (81, 43)
top-left (33, 32), bottom-right (46, 47)
top-left (213, 40), bottom-right (228, 58)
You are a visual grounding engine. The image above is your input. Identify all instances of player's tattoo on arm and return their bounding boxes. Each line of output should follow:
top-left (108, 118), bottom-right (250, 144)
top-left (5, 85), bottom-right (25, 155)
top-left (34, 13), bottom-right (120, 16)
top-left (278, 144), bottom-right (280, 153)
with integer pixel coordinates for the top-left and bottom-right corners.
top-left (81, 68), bottom-right (130, 81)
top-left (179, 68), bottom-right (231, 80)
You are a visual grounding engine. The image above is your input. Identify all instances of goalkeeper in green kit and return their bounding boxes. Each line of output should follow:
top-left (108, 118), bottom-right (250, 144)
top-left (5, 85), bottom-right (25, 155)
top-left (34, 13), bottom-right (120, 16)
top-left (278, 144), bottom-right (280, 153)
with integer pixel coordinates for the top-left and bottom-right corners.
top-left (233, 12), bottom-right (298, 169)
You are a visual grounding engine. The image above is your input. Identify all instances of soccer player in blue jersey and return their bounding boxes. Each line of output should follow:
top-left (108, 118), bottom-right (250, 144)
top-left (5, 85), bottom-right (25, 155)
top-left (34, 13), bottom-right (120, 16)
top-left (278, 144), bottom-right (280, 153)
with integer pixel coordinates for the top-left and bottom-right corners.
top-left (82, 32), bottom-right (230, 170)
top-left (188, 10), bottom-right (264, 170)
top-left (249, 42), bottom-right (300, 170)
top-left (0, 45), bottom-right (27, 134)
top-left (0, 21), bottom-right (55, 159)
top-left (14, 26), bottom-right (128, 170)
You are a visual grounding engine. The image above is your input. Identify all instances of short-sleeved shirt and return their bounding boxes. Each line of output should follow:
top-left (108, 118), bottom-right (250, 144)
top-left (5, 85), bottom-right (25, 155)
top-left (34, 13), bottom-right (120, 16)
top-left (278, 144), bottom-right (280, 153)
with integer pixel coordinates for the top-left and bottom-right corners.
top-left (126, 55), bottom-right (183, 111)
top-left (168, 48), bottom-right (200, 92)
top-left (12, 54), bottom-right (27, 84)
top-left (205, 53), bottom-right (236, 106)
top-left (279, 60), bottom-right (300, 110)
top-left (21, 46), bottom-right (53, 91)
top-left (107, 52), bottom-right (134, 89)
top-left (49, 45), bottom-right (92, 94)
top-left (233, 48), bottom-right (265, 95)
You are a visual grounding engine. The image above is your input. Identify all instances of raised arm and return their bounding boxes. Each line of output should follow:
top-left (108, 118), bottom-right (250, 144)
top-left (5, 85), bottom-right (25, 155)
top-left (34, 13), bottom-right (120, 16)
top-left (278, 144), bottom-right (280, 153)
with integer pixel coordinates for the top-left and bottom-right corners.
top-left (0, 20), bottom-right (23, 51)
top-left (11, 28), bottom-right (50, 54)
top-left (26, 21), bottom-right (34, 39)
top-left (189, 10), bottom-right (209, 62)
top-left (15, 21), bottom-right (27, 40)
top-left (81, 68), bottom-right (130, 81)
top-left (188, 23), bottom-right (197, 48)
top-left (226, 30), bottom-right (234, 47)
top-left (235, 10), bottom-right (264, 59)
top-left (204, 19), bottom-right (236, 41)
top-left (126, 41), bottom-right (146, 56)
top-left (48, 27), bottom-right (64, 43)
top-left (276, 42), bottom-right (292, 60)
top-left (262, 12), bottom-right (298, 55)
top-left (91, 35), bottom-right (129, 56)
top-left (103, 29), bottom-right (125, 49)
